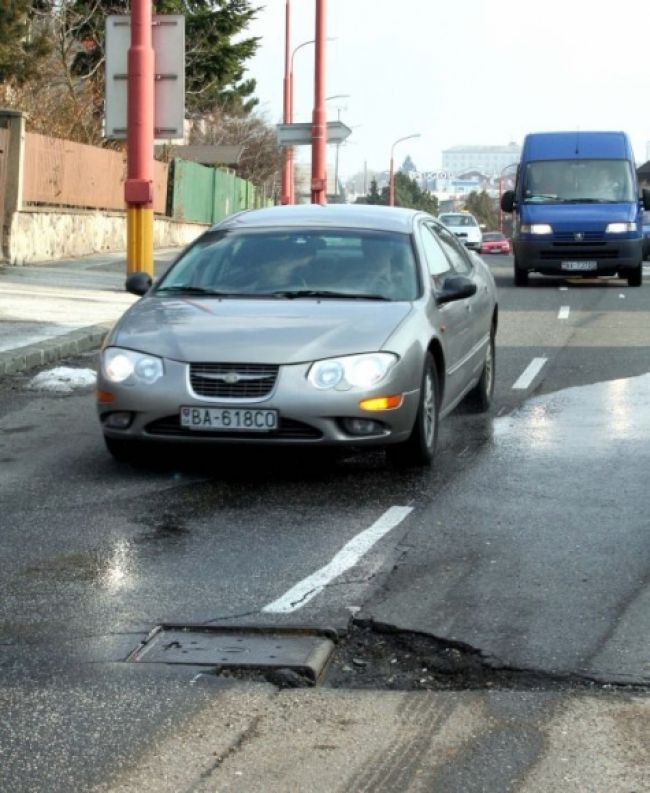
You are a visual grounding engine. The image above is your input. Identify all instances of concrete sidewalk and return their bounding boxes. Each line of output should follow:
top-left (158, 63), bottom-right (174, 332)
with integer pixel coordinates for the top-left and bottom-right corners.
top-left (0, 248), bottom-right (181, 375)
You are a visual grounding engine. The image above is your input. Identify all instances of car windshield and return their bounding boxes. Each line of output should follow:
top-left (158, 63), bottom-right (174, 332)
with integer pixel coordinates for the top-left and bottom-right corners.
top-left (523, 159), bottom-right (636, 203)
top-left (439, 214), bottom-right (477, 227)
top-left (155, 228), bottom-right (420, 301)
top-left (483, 232), bottom-right (505, 241)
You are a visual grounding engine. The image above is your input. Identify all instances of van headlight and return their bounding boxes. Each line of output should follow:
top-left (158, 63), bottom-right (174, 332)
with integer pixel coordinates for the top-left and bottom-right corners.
top-left (606, 222), bottom-right (636, 233)
top-left (103, 347), bottom-right (164, 385)
top-left (308, 353), bottom-right (398, 391)
top-left (520, 223), bottom-right (553, 234)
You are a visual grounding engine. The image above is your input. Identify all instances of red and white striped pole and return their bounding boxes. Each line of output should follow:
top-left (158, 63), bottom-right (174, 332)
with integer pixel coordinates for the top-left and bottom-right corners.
top-left (125, 0), bottom-right (154, 275)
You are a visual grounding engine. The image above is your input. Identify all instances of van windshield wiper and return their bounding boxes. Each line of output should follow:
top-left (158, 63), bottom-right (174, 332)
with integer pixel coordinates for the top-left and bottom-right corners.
top-left (271, 289), bottom-right (391, 301)
top-left (561, 198), bottom-right (612, 204)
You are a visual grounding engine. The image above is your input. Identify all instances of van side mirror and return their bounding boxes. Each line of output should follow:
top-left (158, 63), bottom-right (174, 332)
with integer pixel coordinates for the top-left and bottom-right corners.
top-left (642, 189), bottom-right (650, 211)
top-left (500, 190), bottom-right (515, 213)
top-left (125, 271), bottom-right (153, 296)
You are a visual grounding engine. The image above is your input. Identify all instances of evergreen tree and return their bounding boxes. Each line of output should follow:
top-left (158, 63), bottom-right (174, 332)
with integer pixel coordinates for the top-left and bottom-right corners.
top-left (464, 190), bottom-right (498, 230)
top-left (64, 0), bottom-right (261, 118)
top-left (400, 155), bottom-right (416, 174)
top-left (0, 0), bottom-right (50, 84)
top-left (381, 172), bottom-right (438, 214)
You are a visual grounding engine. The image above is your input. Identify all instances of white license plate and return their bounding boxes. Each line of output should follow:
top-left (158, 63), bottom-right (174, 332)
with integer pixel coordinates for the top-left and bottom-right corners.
top-left (561, 261), bottom-right (597, 271)
top-left (180, 406), bottom-right (278, 432)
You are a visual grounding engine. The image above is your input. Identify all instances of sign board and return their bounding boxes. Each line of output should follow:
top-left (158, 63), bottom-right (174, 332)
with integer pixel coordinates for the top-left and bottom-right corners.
top-left (105, 15), bottom-right (185, 141)
top-left (276, 121), bottom-right (352, 146)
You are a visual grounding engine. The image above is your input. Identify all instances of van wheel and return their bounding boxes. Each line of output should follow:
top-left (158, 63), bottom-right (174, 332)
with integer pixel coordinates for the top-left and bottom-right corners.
top-left (628, 264), bottom-right (642, 287)
top-left (514, 260), bottom-right (528, 286)
top-left (386, 353), bottom-right (439, 468)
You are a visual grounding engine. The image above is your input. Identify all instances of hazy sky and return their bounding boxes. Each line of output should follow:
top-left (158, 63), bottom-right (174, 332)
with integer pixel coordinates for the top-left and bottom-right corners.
top-left (244, 0), bottom-right (650, 179)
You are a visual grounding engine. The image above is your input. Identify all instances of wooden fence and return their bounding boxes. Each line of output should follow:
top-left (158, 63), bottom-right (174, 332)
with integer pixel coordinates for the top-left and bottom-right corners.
top-left (22, 133), bottom-right (168, 214)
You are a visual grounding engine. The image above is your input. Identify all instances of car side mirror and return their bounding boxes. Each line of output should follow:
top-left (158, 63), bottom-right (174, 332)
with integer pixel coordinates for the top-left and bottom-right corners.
top-left (642, 189), bottom-right (650, 211)
top-left (437, 275), bottom-right (477, 305)
top-left (500, 190), bottom-right (515, 213)
top-left (125, 271), bottom-right (153, 296)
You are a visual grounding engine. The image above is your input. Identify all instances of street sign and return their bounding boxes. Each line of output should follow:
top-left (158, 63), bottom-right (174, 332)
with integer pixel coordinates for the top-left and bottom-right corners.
top-left (105, 15), bottom-right (185, 141)
top-left (276, 121), bottom-right (352, 146)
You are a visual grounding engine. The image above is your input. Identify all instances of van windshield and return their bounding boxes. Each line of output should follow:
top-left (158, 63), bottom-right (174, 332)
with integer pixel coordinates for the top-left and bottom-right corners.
top-left (523, 159), bottom-right (635, 203)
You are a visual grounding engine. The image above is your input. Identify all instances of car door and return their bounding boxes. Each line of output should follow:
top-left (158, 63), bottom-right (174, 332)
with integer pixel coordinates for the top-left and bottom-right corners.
top-left (418, 221), bottom-right (474, 411)
top-left (434, 225), bottom-right (493, 387)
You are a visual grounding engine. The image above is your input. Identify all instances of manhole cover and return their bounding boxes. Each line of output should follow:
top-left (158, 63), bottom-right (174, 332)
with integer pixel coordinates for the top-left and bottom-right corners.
top-left (127, 625), bottom-right (336, 684)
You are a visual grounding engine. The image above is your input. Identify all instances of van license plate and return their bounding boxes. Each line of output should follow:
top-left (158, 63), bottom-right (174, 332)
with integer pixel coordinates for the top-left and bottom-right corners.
top-left (562, 261), bottom-right (597, 271)
top-left (181, 406), bottom-right (278, 432)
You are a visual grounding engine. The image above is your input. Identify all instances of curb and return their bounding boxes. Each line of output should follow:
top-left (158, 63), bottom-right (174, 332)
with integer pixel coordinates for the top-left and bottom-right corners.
top-left (0, 322), bottom-right (113, 376)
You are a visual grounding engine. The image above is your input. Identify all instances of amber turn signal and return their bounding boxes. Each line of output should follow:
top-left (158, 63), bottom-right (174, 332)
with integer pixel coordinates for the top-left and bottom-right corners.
top-left (358, 395), bottom-right (403, 411)
top-left (96, 389), bottom-right (114, 403)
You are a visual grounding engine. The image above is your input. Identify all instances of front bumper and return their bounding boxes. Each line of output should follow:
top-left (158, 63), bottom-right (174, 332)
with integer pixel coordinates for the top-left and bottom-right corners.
top-left (98, 358), bottom-right (421, 448)
top-left (514, 237), bottom-right (643, 276)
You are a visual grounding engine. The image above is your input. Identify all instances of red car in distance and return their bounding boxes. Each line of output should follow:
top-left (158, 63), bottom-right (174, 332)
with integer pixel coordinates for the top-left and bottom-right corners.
top-left (480, 231), bottom-right (511, 255)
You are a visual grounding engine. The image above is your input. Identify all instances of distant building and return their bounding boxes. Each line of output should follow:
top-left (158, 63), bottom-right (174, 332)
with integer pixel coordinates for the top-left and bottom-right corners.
top-left (442, 143), bottom-right (521, 176)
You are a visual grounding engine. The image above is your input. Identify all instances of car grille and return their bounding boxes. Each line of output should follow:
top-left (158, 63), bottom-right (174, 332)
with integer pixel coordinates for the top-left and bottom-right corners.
top-left (145, 415), bottom-right (323, 440)
top-left (189, 363), bottom-right (279, 399)
top-left (554, 231), bottom-right (605, 242)
top-left (540, 245), bottom-right (618, 260)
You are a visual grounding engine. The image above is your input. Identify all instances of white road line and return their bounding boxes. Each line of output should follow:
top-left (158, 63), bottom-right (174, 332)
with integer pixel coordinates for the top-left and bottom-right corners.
top-left (512, 357), bottom-right (547, 390)
top-left (558, 306), bottom-right (570, 319)
top-left (559, 286), bottom-right (569, 291)
top-left (262, 506), bottom-right (414, 614)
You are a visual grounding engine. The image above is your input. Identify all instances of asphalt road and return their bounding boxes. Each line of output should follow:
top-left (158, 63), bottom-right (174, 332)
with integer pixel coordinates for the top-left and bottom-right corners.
top-left (2, 254), bottom-right (650, 791)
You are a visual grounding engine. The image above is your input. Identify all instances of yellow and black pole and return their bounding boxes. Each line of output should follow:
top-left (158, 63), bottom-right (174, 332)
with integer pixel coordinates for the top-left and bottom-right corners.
top-left (124, 0), bottom-right (154, 277)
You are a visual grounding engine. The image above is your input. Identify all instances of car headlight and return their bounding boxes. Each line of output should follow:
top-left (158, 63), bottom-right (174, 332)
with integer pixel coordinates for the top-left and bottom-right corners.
top-left (520, 223), bottom-right (553, 234)
top-left (103, 347), bottom-right (164, 385)
top-left (308, 353), bottom-right (398, 391)
top-left (606, 222), bottom-right (636, 233)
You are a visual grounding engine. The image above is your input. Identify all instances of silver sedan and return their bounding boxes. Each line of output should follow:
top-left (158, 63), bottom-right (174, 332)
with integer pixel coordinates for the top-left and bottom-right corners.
top-left (97, 204), bottom-right (497, 467)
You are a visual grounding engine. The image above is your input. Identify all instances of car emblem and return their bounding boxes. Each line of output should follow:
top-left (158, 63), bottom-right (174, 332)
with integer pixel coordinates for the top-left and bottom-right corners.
top-left (574, 232), bottom-right (584, 241)
top-left (223, 372), bottom-right (240, 385)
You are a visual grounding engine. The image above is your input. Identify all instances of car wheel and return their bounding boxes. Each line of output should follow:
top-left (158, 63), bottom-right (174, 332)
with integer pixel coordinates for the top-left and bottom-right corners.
top-left (627, 263), bottom-right (642, 287)
top-left (465, 329), bottom-right (495, 412)
top-left (514, 259), bottom-right (528, 286)
top-left (386, 353), bottom-right (439, 468)
top-left (104, 435), bottom-right (145, 462)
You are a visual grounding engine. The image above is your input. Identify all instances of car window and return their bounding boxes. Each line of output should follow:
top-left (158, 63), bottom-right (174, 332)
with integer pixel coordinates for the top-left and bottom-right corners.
top-left (156, 228), bottom-right (419, 301)
top-left (435, 227), bottom-right (473, 275)
top-left (420, 224), bottom-right (452, 279)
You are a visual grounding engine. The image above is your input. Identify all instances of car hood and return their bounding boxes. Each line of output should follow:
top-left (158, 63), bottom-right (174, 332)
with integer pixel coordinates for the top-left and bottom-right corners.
top-left (108, 297), bottom-right (413, 364)
top-left (520, 202), bottom-right (638, 230)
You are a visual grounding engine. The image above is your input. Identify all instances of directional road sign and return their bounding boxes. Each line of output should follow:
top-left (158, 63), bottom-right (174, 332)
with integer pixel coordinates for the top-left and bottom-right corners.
top-left (276, 121), bottom-right (352, 146)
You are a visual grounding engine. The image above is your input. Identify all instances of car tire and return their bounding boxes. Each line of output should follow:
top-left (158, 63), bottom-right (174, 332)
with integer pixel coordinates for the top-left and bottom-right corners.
top-left (627, 263), bottom-right (642, 287)
top-left (464, 329), bottom-right (495, 412)
top-left (386, 353), bottom-right (439, 468)
top-left (514, 259), bottom-right (528, 286)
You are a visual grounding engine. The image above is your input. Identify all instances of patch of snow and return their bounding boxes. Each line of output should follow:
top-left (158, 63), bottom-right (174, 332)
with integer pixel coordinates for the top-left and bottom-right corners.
top-left (28, 367), bottom-right (97, 394)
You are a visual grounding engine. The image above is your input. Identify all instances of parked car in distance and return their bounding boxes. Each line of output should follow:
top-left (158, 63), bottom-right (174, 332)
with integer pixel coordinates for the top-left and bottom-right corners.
top-left (98, 204), bottom-right (498, 468)
top-left (437, 212), bottom-right (483, 251)
top-left (480, 231), bottom-right (511, 255)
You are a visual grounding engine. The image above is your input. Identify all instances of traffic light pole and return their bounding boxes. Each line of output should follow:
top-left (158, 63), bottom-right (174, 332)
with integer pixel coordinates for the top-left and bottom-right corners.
top-left (125, 0), bottom-right (154, 276)
top-left (310, 0), bottom-right (327, 204)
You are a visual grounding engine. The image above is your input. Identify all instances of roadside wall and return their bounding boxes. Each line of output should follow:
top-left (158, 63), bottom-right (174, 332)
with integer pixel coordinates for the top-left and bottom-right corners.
top-left (8, 209), bottom-right (207, 265)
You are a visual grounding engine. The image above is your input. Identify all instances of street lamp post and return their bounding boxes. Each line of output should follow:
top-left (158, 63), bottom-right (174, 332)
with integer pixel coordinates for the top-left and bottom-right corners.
top-left (326, 94), bottom-right (350, 199)
top-left (285, 36), bottom-right (337, 204)
top-left (389, 133), bottom-right (420, 207)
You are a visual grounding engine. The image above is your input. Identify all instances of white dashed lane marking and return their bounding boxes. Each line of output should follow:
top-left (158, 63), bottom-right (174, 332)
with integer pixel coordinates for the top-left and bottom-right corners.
top-left (512, 357), bottom-right (548, 390)
top-left (558, 306), bottom-right (570, 319)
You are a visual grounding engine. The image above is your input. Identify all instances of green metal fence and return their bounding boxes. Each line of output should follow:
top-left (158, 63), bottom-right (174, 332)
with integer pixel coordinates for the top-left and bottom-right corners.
top-left (169, 159), bottom-right (271, 224)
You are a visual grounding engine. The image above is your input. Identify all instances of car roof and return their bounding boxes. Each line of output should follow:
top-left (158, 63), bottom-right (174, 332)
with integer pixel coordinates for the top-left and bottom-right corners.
top-left (211, 204), bottom-right (424, 234)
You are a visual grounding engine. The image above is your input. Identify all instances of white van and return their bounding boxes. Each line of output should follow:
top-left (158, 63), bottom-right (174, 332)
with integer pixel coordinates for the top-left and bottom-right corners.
top-left (437, 212), bottom-right (482, 252)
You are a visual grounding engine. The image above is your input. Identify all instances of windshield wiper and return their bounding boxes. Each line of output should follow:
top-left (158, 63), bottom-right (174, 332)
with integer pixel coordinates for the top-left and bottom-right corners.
top-left (155, 286), bottom-right (256, 297)
top-left (561, 198), bottom-right (611, 204)
top-left (271, 289), bottom-right (391, 301)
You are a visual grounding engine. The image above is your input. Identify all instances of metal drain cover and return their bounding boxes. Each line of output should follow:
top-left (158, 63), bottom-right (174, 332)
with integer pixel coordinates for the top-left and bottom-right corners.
top-left (127, 625), bottom-right (336, 684)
